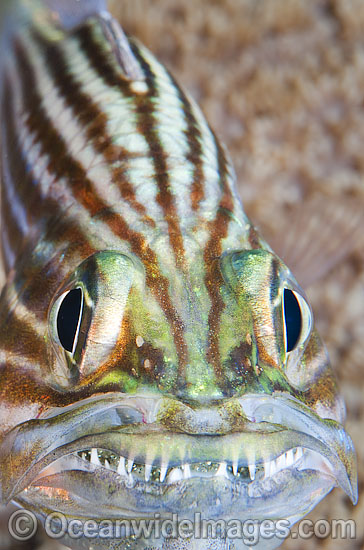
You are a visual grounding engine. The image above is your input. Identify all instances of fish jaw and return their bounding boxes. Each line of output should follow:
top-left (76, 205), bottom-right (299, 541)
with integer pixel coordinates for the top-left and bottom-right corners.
top-left (0, 393), bottom-right (356, 548)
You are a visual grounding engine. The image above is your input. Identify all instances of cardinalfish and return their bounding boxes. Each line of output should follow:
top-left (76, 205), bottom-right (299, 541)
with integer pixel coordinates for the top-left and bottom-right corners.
top-left (0, 1), bottom-right (357, 549)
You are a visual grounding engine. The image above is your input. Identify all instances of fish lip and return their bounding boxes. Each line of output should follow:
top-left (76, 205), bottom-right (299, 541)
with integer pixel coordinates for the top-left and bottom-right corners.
top-left (0, 393), bottom-right (357, 508)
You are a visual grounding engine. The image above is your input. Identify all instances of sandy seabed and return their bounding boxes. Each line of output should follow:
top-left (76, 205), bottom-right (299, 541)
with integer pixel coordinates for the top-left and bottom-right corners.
top-left (2, 1), bottom-right (364, 549)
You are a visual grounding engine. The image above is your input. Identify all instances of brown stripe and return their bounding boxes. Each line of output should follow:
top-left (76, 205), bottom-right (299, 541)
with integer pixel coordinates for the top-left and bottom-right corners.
top-left (253, 257), bottom-right (280, 368)
top-left (0, 310), bottom-right (48, 366)
top-left (0, 362), bottom-right (132, 407)
top-left (131, 43), bottom-right (187, 270)
top-left (166, 70), bottom-right (205, 211)
top-left (76, 24), bottom-right (129, 89)
top-left (3, 73), bottom-right (90, 245)
top-left (248, 225), bottom-right (261, 250)
top-left (1, 74), bottom-right (34, 272)
top-left (31, 29), bottom-right (155, 228)
top-left (97, 207), bottom-right (188, 369)
top-left (76, 22), bottom-right (204, 217)
top-left (0, 170), bottom-right (24, 272)
top-left (2, 73), bottom-right (96, 318)
top-left (0, 363), bottom-right (62, 406)
top-left (203, 134), bottom-right (235, 390)
top-left (14, 38), bottom-right (110, 220)
top-left (77, 25), bottom-right (187, 269)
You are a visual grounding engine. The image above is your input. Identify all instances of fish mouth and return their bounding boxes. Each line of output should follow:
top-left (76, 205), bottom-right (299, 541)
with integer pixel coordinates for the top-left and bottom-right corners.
top-left (0, 393), bottom-right (357, 525)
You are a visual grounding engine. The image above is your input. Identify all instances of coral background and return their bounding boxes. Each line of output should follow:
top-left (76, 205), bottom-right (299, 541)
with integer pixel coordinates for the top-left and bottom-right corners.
top-left (1, 0), bottom-right (364, 549)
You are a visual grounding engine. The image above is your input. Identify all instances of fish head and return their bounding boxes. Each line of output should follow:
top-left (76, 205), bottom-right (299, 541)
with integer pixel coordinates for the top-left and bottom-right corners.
top-left (0, 243), bottom-right (357, 549)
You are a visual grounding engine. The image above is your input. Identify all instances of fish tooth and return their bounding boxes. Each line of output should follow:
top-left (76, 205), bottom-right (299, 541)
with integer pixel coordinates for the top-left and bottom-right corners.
top-left (127, 458), bottom-right (134, 474)
top-left (270, 459), bottom-right (277, 476)
top-left (216, 462), bottom-right (228, 478)
top-left (276, 453), bottom-right (286, 472)
top-left (294, 447), bottom-right (303, 462)
top-left (264, 460), bottom-right (271, 478)
top-left (248, 463), bottom-right (256, 480)
top-left (91, 448), bottom-right (101, 466)
top-left (160, 464), bottom-right (168, 482)
top-left (117, 457), bottom-right (127, 476)
top-left (183, 464), bottom-right (191, 479)
top-left (145, 463), bottom-right (152, 482)
top-left (286, 449), bottom-right (294, 467)
top-left (167, 468), bottom-right (183, 483)
top-left (232, 459), bottom-right (238, 476)
top-left (104, 459), bottom-right (111, 470)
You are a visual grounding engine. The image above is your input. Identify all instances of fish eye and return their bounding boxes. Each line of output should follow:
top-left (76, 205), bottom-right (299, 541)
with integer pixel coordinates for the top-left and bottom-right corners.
top-left (283, 288), bottom-right (311, 353)
top-left (56, 288), bottom-right (83, 353)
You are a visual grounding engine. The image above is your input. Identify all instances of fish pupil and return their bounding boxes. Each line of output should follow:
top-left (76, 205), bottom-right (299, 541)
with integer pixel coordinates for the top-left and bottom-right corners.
top-left (284, 289), bottom-right (302, 352)
top-left (57, 288), bottom-right (83, 353)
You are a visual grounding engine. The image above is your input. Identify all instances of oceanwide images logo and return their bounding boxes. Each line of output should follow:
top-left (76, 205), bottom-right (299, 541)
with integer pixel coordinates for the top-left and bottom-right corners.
top-left (8, 510), bottom-right (356, 546)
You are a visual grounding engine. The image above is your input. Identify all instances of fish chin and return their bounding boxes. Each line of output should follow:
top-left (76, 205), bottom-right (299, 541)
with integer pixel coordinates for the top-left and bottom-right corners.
top-left (14, 464), bottom-right (335, 550)
top-left (0, 394), bottom-right (357, 549)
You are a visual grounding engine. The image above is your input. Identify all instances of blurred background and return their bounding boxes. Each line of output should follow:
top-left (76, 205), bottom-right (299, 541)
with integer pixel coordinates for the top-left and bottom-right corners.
top-left (1, 0), bottom-right (364, 548)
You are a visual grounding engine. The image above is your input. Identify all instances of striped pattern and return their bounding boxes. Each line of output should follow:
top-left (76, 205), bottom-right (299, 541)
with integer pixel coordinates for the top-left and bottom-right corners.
top-left (1, 20), bottom-right (249, 273)
top-left (0, 6), bottom-right (337, 417)
top-left (0, 10), bottom-right (260, 400)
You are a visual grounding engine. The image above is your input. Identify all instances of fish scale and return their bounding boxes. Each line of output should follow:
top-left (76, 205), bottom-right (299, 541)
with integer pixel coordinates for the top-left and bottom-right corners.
top-left (0, 1), bottom-right (357, 550)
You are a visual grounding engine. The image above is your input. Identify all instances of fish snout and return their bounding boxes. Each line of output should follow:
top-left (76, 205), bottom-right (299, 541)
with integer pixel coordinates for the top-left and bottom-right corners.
top-left (156, 397), bottom-right (248, 434)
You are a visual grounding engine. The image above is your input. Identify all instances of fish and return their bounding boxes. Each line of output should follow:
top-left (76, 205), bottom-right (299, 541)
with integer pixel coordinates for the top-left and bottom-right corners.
top-left (0, 1), bottom-right (357, 549)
